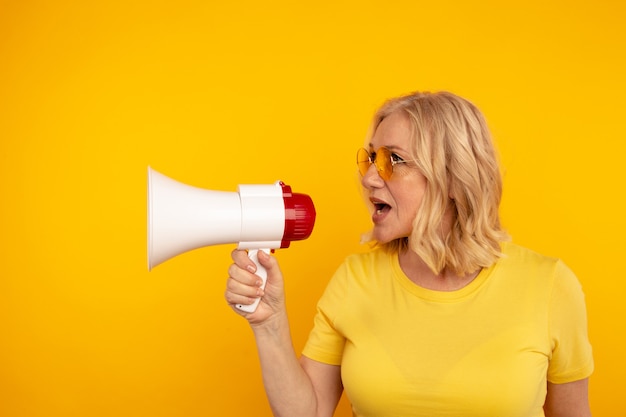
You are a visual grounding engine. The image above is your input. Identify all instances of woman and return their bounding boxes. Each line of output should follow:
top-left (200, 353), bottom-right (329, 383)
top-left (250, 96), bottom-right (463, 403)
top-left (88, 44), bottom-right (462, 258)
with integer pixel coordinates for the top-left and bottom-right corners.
top-left (225, 91), bottom-right (594, 416)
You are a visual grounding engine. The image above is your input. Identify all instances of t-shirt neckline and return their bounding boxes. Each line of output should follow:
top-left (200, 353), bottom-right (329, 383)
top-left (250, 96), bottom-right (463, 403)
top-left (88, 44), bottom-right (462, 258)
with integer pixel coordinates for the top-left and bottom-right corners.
top-left (389, 250), bottom-right (500, 303)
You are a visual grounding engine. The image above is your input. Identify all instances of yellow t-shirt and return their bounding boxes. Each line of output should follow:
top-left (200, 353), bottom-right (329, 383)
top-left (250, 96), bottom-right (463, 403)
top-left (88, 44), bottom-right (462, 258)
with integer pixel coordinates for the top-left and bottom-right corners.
top-left (302, 242), bottom-right (593, 417)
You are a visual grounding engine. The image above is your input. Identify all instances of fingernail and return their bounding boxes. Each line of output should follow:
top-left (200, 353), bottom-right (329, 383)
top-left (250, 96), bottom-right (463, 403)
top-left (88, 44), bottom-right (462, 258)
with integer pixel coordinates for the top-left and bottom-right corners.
top-left (247, 265), bottom-right (256, 273)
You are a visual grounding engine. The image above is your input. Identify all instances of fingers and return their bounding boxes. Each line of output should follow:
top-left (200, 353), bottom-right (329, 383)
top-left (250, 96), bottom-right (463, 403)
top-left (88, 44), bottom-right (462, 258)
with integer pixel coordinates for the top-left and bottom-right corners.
top-left (225, 249), bottom-right (264, 308)
top-left (231, 248), bottom-right (258, 274)
top-left (225, 276), bottom-right (264, 307)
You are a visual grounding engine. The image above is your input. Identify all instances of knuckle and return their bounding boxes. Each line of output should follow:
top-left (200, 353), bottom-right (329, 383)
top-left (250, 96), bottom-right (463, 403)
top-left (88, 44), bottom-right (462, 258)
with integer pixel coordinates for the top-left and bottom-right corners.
top-left (224, 292), bottom-right (234, 304)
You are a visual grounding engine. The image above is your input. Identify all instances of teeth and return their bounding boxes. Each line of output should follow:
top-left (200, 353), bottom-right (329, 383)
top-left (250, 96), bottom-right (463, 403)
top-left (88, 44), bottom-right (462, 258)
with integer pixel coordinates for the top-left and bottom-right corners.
top-left (377, 208), bottom-right (383, 215)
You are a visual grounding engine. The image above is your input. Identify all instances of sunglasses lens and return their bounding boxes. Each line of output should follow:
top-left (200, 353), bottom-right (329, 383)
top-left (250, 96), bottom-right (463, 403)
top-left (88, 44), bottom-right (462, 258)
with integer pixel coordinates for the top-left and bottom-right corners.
top-left (376, 147), bottom-right (392, 180)
top-left (356, 147), bottom-right (394, 179)
top-left (357, 148), bottom-right (371, 177)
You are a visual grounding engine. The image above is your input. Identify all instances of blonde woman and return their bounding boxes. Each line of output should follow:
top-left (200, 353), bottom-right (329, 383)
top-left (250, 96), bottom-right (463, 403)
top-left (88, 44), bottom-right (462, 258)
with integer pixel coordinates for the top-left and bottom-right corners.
top-left (225, 91), bottom-right (593, 417)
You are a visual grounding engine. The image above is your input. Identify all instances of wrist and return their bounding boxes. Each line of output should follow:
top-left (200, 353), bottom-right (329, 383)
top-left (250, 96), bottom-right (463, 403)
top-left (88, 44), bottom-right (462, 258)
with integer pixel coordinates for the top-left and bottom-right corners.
top-left (250, 310), bottom-right (290, 338)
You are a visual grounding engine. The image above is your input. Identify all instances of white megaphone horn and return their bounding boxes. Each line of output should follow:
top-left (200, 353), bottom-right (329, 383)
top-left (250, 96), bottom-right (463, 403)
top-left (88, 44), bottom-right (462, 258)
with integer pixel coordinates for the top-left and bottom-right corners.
top-left (147, 167), bottom-right (316, 312)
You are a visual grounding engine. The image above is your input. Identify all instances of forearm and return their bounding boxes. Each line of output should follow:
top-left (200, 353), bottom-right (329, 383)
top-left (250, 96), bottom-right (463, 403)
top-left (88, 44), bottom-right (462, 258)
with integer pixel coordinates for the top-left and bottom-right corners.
top-left (252, 312), bottom-right (318, 417)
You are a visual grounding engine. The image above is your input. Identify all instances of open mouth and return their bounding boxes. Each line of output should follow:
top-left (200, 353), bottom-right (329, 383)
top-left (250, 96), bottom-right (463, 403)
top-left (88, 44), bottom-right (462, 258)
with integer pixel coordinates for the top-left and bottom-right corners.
top-left (373, 201), bottom-right (391, 215)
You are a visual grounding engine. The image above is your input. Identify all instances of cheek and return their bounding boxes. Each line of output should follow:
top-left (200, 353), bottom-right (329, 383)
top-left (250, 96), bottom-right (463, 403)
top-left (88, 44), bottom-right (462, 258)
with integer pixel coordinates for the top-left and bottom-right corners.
top-left (399, 202), bottom-right (420, 230)
top-left (396, 181), bottom-right (427, 222)
top-left (396, 192), bottom-right (422, 224)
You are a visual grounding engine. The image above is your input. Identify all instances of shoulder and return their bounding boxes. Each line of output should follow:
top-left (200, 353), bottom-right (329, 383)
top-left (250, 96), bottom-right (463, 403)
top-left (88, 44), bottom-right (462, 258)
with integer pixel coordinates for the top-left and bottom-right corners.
top-left (499, 241), bottom-right (559, 267)
top-left (337, 248), bottom-right (398, 281)
top-left (323, 249), bottom-right (395, 294)
top-left (496, 242), bottom-right (583, 298)
top-left (341, 248), bottom-right (393, 269)
top-left (497, 242), bottom-right (568, 279)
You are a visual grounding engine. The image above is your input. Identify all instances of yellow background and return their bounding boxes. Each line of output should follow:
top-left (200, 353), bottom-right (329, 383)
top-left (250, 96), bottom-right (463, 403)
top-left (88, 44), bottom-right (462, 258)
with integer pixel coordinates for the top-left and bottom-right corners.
top-left (1, 0), bottom-right (624, 415)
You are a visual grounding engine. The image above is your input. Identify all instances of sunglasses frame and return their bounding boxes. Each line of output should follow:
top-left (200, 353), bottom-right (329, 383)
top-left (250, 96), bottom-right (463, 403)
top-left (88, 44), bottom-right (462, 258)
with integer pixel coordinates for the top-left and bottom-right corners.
top-left (356, 147), bottom-right (409, 180)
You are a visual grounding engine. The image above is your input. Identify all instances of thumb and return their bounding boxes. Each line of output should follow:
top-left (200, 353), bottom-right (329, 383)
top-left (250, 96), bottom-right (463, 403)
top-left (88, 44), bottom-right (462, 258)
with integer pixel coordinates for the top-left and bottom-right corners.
top-left (255, 250), bottom-right (285, 287)
top-left (255, 250), bottom-right (286, 307)
top-left (256, 249), bottom-right (279, 273)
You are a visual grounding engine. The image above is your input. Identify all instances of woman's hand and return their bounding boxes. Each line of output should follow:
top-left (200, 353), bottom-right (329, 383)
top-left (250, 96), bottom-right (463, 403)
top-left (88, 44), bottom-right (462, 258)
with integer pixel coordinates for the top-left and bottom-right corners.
top-left (225, 249), bottom-right (286, 326)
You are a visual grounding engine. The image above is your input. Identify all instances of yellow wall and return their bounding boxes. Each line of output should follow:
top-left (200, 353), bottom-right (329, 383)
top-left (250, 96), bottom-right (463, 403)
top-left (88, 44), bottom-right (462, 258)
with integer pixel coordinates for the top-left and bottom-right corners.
top-left (1, 0), bottom-right (623, 415)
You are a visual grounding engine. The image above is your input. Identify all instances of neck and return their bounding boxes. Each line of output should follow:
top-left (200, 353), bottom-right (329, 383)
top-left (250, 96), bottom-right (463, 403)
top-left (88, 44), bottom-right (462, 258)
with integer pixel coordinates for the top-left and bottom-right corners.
top-left (398, 248), bottom-right (480, 292)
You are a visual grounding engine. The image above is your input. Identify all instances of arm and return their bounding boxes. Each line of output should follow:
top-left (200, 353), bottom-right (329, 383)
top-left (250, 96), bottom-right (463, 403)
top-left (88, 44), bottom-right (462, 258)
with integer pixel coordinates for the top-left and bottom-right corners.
top-left (300, 355), bottom-right (343, 416)
top-left (225, 250), bottom-right (343, 417)
top-left (253, 317), bottom-right (343, 417)
top-left (544, 378), bottom-right (591, 417)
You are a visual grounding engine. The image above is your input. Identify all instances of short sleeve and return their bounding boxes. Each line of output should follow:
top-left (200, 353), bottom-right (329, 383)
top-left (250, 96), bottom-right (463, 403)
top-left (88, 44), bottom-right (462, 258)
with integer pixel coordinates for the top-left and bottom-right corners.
top-left (301, 261), bottom-right (350, 365)
top-left (547, 260), bottom-right (594, 383)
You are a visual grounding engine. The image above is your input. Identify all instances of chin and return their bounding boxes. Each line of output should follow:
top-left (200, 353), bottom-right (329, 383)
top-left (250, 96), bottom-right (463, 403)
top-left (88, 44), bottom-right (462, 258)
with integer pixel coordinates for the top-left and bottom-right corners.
top-left (372, 223), bottom-right (411, 241)
top-left (371, 230), bottom-right (401, 245)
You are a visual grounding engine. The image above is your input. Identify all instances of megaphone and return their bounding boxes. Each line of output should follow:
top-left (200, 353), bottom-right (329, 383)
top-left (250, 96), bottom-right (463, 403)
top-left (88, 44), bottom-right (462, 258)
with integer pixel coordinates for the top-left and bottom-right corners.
top-left (147, 167), bottom-right (316, 312)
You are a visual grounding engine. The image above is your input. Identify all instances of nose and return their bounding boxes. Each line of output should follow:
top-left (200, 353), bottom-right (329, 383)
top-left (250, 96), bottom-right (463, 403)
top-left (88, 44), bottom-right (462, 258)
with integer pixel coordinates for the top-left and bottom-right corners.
top-left (361, 161), bottom-right (384, 189)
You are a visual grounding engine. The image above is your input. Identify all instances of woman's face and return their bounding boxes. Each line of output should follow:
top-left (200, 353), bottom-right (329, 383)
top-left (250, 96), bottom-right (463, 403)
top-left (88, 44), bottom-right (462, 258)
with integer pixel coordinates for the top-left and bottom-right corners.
top-left (361, 110), bottom-right (428, 244)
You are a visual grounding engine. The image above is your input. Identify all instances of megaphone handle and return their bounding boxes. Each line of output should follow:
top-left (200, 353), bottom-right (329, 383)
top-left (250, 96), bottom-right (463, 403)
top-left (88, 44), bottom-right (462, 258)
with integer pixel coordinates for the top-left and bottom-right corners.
top-left (235, 249), bottom-right (269, 313)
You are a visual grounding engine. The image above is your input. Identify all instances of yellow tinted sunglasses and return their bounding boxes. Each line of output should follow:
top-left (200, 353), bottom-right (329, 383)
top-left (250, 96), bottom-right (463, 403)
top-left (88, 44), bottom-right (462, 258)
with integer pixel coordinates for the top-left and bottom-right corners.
top-left (356, 147), bottom-right (409, 180)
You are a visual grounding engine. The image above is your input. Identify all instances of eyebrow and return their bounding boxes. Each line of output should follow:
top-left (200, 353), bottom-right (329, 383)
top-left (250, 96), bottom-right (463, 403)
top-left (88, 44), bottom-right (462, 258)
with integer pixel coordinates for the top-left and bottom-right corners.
top-left (367, 144), bottom-right (408, 153)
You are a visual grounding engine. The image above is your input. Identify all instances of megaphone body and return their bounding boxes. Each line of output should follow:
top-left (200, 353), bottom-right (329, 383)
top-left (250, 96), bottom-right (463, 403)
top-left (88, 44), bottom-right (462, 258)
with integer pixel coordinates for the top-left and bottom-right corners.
top-left (147, 167), bottom-right (316, 312)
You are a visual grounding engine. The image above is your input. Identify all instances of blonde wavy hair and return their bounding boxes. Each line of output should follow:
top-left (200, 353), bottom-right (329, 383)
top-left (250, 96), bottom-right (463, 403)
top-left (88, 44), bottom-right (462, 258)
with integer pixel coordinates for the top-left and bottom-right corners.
top-left (367, 91), bottom-right (509, 275)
